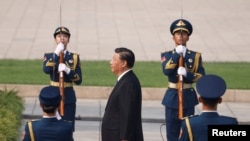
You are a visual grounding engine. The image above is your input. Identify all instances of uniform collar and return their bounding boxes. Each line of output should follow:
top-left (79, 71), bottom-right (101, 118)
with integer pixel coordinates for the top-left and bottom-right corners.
top-left (43, 115), bottom-right (57, 118)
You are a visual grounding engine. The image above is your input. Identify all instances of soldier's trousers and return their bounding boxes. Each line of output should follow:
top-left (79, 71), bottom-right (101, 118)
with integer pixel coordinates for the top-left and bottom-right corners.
top-left (165, 107), bottom-right (194, 141)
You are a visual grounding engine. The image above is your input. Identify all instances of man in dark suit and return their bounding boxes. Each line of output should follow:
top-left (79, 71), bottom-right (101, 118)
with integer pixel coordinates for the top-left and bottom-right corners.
top-left (22, 86), bottom-right (73, 141)
top-left (101, 47), bottom-right (144, 141)
top-left (179, 74), bottom-right (238, 141)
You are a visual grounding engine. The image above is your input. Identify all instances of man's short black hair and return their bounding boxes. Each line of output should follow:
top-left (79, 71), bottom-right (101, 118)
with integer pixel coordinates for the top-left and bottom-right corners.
top-left (115, 47), bottom-right (135, 68)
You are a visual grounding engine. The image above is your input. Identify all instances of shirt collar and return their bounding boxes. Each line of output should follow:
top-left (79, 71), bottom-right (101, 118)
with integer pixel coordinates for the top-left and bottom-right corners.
top-left (202, 110), bottom-right (217, 113)
top-left (43, 115), bottom-right (57, 118)
top-left (117, 69), bottom-right (132, 81)
top-left (183, 47), bottom-right (187, 57)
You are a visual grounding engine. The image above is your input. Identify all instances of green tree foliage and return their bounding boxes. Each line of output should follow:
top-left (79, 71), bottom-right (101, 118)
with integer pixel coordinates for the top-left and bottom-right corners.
top-left (0, 88), bottom-right (24, 141)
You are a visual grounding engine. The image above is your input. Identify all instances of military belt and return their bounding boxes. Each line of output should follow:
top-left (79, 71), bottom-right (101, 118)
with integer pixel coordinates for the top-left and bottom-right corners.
top-left (168, 82), bottom-right (193, 89)
top-left (50, 81), bottom-right (73, 87)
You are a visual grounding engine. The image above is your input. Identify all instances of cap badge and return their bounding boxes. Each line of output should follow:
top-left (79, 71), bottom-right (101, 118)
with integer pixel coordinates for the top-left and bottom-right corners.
top-left (61, 27), bottom-right (67, 32)
top-left (176, 20), bottom-right (186, 26)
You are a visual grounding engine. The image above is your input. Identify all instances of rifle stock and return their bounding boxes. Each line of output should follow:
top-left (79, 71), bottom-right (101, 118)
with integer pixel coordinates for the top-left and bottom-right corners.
top-left (178, 54), bottom-right (184, 119)
top-left (59, 51), bottom-right (65, 116)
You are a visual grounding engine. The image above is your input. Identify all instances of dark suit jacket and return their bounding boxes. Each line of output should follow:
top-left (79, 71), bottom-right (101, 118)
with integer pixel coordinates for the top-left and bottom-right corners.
top-left (179, 112), bottom-right (238, 141)
top-left (101, 70), bottom-right (144, 141)
top-left (22, 118), bottom-right (73, 141)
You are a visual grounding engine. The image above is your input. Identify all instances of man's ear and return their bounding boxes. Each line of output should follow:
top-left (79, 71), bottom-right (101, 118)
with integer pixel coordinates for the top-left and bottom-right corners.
top-left (218, 97), bottom-right (222, 104)
top-left (198, 96), bottom-right (202, 103)
top-left (121, 60), bottom-right (127, 68)
top-left (40, 103), bottom-right (43, 108)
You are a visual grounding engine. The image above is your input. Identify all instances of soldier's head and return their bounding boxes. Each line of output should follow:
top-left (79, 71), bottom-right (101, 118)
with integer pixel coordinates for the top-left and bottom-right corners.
top-left (170, 19), bottom-right (192, 46)
top-left (53, 26), bottom-right (70, 46)
top-left (39, 86), bottom-right (61, 113)
top-left (196, 74), bottom-right (227, 106)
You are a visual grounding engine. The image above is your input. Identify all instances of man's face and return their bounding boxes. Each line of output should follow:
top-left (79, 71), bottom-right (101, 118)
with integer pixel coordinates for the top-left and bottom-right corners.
top-left (109, 53), bottom-right (125, 76)
top-left (55, 33), bottom-right (70, 46)
top-left (172, 30), bottom-right (189, 46)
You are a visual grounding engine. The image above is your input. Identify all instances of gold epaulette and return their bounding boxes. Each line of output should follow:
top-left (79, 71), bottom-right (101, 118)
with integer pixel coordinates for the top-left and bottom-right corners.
top-left (26, 119), bottom-right (39, 123)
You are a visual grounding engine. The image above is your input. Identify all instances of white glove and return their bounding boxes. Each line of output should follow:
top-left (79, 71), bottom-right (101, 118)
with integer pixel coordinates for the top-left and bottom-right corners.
top-left (58, 63), bottom-right (70, 74)
top-left (177, 66), bottom-right (187, 77)
top-left (175, 45), bottom-right (185, 55)
top-left (54, 43), bottom-right (64, 56)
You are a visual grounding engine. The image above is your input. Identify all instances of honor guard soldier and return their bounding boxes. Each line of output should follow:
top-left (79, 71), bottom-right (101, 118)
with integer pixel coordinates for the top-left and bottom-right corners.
top-left (43, 26), bottom-right (82, 133)
top-left (179, 74), bottom-right (238, 141)
top-left (22, 86), bottom-right (73, 141)
top-left (160, 19), bottom-right (206, 141)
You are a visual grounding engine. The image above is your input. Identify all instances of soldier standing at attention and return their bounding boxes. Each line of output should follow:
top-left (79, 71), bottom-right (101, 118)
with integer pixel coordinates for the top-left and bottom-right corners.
top-left (43, 26), bottom-right (82, 134)
top-left (160, 19), bottom-right (205, 141)
top-left (22, 86), bottom-right (73, 141)
top-left (179, 74), bottom-right (238, 141)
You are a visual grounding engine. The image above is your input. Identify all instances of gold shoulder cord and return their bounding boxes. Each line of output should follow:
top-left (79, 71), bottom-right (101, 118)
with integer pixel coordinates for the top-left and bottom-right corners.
top-left (28, 121), bottom-right (35, 141)
top-left (185, 118), bottom-right (193, 141)
top-left (73, 54), bottom-right (78, 70)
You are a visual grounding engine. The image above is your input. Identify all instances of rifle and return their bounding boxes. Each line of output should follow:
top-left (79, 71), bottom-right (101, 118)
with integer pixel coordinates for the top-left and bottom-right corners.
top-left (178, 54), bottom-right (184, 119)
top-left (59, 51), bottom-right (65, 116)
top-left (58, 0), bottom-right (65, 116)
